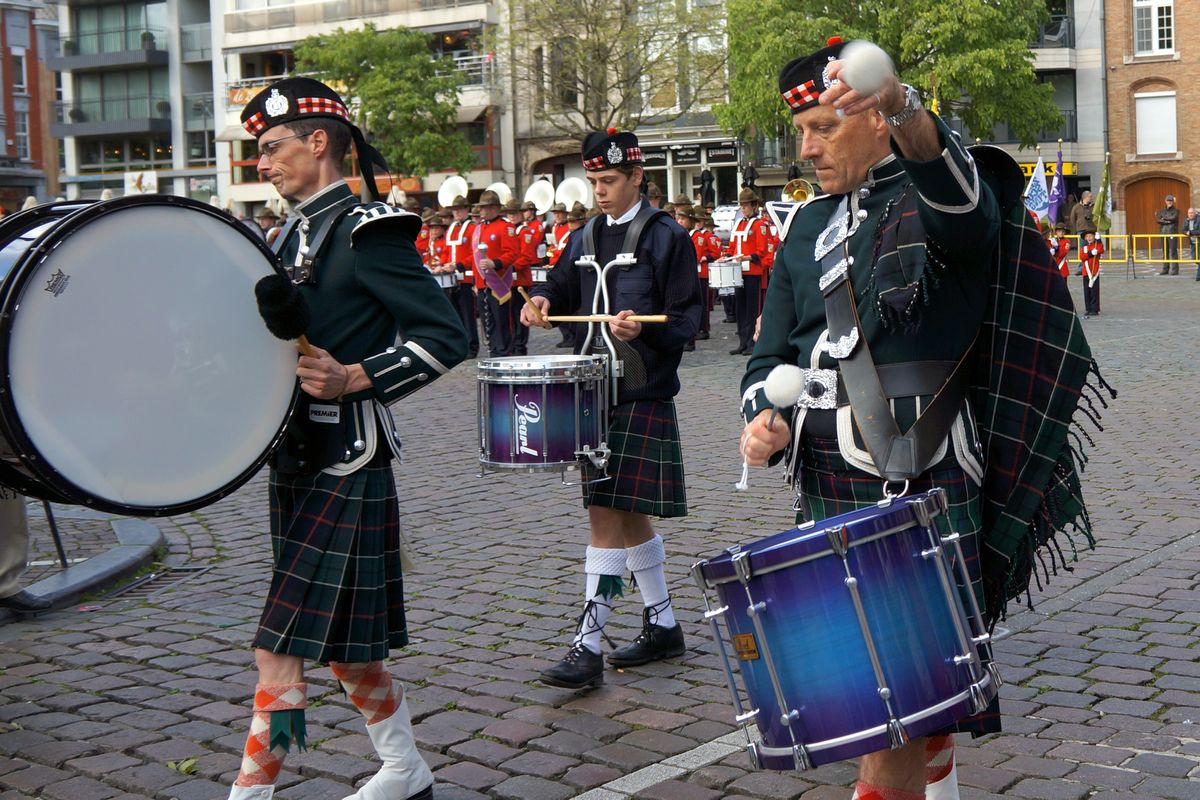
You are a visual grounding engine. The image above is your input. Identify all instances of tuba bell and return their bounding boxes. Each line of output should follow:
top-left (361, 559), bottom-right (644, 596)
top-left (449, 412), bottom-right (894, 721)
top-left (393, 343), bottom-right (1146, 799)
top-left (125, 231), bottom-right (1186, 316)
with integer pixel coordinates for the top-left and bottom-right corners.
top-left (782, 178), bottom-right (815, 204)
top-left (437, 175), bottom-right (469, 208)
top-left (524, 180), bottom-right (556, 215)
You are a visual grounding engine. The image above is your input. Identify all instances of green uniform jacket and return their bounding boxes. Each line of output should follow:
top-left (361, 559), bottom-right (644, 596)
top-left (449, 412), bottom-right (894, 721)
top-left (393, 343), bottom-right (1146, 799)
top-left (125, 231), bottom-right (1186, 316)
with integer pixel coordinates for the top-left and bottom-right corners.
top-left (274, 181), bottom-right (468, 474)
top-left (742, 116), bottom-right (998, 475)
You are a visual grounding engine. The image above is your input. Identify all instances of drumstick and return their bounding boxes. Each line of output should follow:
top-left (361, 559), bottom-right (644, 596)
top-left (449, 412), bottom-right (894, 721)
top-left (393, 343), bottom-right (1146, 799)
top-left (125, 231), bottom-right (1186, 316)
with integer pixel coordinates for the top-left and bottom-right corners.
top-left (545, 314), bottom-right (668, 323)
top-left (517, 286), bottom-right (548, 327)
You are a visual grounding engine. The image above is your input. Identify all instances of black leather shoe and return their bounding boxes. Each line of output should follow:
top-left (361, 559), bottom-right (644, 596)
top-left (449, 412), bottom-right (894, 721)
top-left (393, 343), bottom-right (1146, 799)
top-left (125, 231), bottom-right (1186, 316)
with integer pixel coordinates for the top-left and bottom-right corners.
top-left (728, 347), bottom-right (744, 355)
top-left (608, 615), bottom-right (686, 667)
top-left (539, 644), bottom-right (604, 689)
top-left (684, 342), bottom-right (695, 351)
top-left (555, 340), bottom-right (574, 348)
top-left (697, 331), bottom-right (709, 340)
top-left (722, 317), bottom-right (736, 323)
top-left (0, 590), bottom-right (51, 613)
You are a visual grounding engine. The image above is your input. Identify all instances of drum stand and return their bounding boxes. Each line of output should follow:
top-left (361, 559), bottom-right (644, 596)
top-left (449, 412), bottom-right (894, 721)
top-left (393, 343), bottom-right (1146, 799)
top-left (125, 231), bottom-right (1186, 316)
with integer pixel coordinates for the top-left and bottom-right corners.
top-left (42, 501), bottom-right (69, 569)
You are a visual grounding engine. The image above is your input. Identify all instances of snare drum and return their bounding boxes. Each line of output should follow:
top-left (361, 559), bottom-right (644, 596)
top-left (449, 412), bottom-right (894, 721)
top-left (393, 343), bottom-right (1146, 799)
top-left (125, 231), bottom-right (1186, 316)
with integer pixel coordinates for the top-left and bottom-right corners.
top-left (477, 355), bottom-right (609, 478)
top-left (432, 271), bottom-right (458, 289)
top-left (693, 490), bottom-right (998, 770)
top-left (531, 267), bottom-right (550, 283)
top-left (0, 197), bottom-right (296, 516)
top-left (709, 259), bottom-right (744, 295)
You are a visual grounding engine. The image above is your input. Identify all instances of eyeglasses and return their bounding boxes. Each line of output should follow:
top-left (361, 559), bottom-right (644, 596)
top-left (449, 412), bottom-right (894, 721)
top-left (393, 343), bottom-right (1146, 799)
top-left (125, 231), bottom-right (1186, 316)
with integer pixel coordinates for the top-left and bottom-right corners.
top-left (258, 132), bottom-right (311, 159)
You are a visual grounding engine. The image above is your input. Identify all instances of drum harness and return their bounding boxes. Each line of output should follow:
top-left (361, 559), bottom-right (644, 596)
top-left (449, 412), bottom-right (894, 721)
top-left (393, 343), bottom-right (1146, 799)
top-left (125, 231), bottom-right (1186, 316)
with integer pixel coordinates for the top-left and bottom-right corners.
top-left (798, 195), bottom-right (976, 496)
top-left (574, 203), bottom-right (668, 406)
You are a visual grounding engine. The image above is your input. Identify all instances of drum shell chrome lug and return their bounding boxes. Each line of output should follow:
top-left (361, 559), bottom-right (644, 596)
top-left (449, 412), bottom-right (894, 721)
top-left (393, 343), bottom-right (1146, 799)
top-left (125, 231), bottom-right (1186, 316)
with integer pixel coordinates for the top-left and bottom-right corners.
top-left (732, 550), bottom-right (753, 583)
top-left (792, 744), bottom-right (813, 771)
top-left (690, 561), bottom-right (712, 592)
top-left (969, 682), bottom-right (990, 715)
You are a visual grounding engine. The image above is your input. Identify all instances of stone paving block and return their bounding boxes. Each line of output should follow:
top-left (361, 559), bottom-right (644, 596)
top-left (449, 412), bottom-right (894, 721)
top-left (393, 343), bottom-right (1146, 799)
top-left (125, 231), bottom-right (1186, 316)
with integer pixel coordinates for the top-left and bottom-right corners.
top-left (1123, 751), bottom-right (1195, 778)
top-left (499, 749), bottom-right (578, 778)
top-left (551, 712), bottom-right (630, 743)
top-left (562, 762), bottom-right (624, 789)
top-left (1006, 777), bottom-right (1091, 799)
top-left (1131, 776), bottom-right (1200, 800)
top-left (0, 763), bottom-right (72, 791)
top-left (276, 776), bottom-right (357, 799)
top-left (435, 760), bottom-right (509, 791)
top-left (616, 729), bottom-right (697, 757)
top-left (479, 718), bottom-right (551, 747)
top-left (39, 775), bottom-right (123, 800)
top-left (1067, 764), bottom-right (1144, 791)
top-left (958, 764), bottom-right (1022, 794)
top-left (586, 742), bottom-right (661, 772)
top-left (490, 774), bottom-right (575, 800)
top-left (724, 770), bottom-right (814, 799)
top-left (999, 754), bottom-right (1076, 778)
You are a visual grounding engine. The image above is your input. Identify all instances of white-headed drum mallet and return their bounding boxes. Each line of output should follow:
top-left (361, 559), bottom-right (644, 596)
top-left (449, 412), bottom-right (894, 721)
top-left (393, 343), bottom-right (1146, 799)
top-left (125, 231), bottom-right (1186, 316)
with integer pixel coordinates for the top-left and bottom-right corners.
top-left (838, 40), bottom-right (895, 98)
top-left (735, 364), bottom-right (807, 491)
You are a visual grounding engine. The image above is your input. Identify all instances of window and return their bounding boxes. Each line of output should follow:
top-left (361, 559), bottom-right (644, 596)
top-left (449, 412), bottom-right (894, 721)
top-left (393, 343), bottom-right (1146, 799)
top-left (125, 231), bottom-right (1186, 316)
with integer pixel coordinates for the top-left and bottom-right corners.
top-left (13, 112), bottom-right (30, 160)
top-left (549, 38), bottom-right (578, 110)
top-left (10, 49), bottom-right (27, 94)
top-left (1134, 0), bottom-right (1174, 56)
top-left (187, 131), bottom-right (216, 168)
top-left (76, 136), bottom-right (172, 174)
top-left (691, 34), bottom-right (726, 108)
top-left (1134, 91), bottom-right (1176, 154)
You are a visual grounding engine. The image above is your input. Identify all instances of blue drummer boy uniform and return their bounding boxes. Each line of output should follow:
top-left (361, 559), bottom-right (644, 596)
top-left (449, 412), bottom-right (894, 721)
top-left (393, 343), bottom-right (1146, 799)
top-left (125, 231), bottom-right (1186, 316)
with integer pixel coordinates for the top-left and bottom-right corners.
top-left (526, 128), bottom-right (703, 690)
top-left (740, 38), bottom-right (1111, 800)
top-left (234, 76), bottom-right (467, 800)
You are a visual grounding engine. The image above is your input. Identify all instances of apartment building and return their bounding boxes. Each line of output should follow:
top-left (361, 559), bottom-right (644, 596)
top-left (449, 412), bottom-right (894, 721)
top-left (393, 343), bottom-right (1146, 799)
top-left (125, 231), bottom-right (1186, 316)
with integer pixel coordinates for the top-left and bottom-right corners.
top-left (48, 0), bottom-right (215, 200)
top-left (214, 0), bottom-right (514, 215)
top-left (1104, 0), bottom-right (1193, 236)
top-left (1, 0), bottom-right (60, 209)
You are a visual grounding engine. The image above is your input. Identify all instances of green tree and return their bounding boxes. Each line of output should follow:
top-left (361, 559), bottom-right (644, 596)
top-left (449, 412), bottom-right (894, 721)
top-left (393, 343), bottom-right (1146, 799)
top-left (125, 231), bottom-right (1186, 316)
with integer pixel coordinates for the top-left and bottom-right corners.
top-left (294, 24), bottom-right (475, 178)
top-left (716, 0), bottom-right (1061, 148)
top-left (501, 0), bottom-right (728, 140)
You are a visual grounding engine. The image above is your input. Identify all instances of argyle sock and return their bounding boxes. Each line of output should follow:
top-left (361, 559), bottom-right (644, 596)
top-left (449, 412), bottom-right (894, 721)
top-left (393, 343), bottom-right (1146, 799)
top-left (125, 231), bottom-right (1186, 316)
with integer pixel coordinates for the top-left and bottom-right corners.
top-left (574, 546), bottom-right (626, 654)
top-left (925, 735), bottom-right (954, 784)
top-left (852, 781), bottom-right (925, 800)
top-left (330, 661), bottom-right (399, 725)
top-left (626, 535), bottom-right (676, 629)
top-left (235, 682), bottom-right (307, 787)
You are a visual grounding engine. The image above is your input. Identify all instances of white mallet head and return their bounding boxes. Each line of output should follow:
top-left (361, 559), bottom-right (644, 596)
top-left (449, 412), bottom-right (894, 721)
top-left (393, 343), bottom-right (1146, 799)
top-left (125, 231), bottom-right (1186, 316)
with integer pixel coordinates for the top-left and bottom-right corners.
top-left (764, 364), bottom-right (806, 408)
top-left (838, 40), bottom-right (894, 96)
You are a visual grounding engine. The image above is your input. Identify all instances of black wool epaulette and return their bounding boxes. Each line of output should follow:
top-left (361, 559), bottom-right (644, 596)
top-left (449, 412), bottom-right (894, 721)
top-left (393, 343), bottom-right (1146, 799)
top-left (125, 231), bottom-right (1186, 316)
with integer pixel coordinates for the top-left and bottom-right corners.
top-left (349, 202), bottom-right (422, 247)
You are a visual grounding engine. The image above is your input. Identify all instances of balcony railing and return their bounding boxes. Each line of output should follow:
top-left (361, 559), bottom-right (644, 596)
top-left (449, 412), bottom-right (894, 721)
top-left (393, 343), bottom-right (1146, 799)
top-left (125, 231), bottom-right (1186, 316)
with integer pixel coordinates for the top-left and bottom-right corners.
top-left (182, 23), bottom-right (212, 61)
top-left (60, 26), bottom-right (167, 56)
top-left (56, 94), bottom-right (172, 124)
top-left (225, 0), bottom-right (485, 33)
top-left (744, 132), bottom-right (796, 168)
top-left (1033, 15), bottom-right (1074, 49)
top-left (225, 56), bottom-right (493, 111)
top-left (945, 109), bottom-right (1078, 145)
top-left (449, 53), bottom-right (495, 88)
top-left (185, 92), bottom-right (214, 129)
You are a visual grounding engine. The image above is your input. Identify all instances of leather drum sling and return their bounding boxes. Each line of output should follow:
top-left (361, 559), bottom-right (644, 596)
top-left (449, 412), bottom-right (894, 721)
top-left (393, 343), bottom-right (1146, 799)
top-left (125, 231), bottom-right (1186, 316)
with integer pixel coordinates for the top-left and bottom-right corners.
top-left (817, 221), bottom-right (974, 483)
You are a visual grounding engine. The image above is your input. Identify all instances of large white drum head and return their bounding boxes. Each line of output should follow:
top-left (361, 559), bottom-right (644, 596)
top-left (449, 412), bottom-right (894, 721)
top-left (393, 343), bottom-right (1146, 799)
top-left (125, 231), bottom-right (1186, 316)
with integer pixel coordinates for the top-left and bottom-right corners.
top-left (8, 202), bottom-right (296, 510)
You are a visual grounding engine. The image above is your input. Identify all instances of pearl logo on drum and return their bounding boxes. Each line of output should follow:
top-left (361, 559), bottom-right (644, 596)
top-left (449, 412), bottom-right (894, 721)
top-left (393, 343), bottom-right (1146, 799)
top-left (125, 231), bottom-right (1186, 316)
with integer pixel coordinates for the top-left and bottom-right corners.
top-left (513, 395), bottom-right (541, 456)
top-left (44, 269), bottom-right (69, 297)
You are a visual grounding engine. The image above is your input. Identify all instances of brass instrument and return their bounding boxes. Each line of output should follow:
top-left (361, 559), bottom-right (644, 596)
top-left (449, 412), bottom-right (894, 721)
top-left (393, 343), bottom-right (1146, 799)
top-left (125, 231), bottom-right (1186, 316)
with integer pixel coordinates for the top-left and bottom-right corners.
top-left (782, 178), bottom-right (816, 204)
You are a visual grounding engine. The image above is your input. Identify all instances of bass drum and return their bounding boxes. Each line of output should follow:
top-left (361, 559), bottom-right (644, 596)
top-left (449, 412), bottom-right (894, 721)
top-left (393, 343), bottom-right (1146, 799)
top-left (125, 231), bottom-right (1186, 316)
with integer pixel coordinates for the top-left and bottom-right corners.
top-left (0, 196), bottom-right (297, 516)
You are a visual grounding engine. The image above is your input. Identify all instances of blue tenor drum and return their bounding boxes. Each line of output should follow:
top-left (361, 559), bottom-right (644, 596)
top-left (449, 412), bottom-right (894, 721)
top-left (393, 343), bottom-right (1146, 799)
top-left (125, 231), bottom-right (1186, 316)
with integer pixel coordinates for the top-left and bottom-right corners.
top-left (693, 489), bottom-right (1000, 770)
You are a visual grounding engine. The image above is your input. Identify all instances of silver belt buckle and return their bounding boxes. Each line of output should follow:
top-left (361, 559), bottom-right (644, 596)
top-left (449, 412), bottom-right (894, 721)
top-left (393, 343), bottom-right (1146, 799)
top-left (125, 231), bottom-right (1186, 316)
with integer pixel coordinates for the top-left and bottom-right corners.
top-left (796, 368), bottom-right (838, 410)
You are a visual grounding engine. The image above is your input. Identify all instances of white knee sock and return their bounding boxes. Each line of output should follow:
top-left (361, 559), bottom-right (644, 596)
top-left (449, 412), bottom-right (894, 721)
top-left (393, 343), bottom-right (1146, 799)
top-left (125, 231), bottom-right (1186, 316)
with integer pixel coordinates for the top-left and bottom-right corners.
top-left (574, 546), bottom-right (625, 654)
top-left (626, 535), bottom-right (676, 629)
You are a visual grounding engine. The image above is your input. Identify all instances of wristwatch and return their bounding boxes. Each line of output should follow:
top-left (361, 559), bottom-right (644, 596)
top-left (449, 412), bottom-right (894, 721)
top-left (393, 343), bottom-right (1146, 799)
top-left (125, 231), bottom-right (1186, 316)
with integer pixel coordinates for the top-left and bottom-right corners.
top-left (881, 83), bottom-right (923, 128)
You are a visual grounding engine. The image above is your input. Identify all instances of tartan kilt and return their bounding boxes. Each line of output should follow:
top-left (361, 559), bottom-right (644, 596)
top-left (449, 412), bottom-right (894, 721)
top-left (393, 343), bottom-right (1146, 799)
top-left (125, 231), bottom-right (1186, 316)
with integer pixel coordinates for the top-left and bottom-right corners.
top-left (254, 463), bottom-right (408, 663)
top-left (797, 437), bottom-right (1001, 738)
top-left (583, 399), bottom-right (688, 518)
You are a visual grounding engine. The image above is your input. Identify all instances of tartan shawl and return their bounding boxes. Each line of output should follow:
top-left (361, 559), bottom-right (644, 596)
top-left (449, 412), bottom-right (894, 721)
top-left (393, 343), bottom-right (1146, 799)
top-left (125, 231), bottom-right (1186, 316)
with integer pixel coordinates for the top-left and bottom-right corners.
top-left (973, 197), bottom-right (1116, 627)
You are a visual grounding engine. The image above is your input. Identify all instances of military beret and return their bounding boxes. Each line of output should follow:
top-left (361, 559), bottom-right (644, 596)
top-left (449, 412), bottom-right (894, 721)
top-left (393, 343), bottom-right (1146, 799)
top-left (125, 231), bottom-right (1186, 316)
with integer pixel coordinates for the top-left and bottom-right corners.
top-left (582, 127), bottom-right (643, 171)
top-left (778, 36), bottom-right (847, 114)
top-left (241, 76), bottom-right (352, 137)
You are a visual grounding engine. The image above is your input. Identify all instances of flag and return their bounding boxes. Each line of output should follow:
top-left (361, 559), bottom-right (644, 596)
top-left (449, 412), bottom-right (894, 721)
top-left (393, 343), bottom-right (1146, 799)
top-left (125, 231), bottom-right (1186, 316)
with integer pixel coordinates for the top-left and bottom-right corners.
top-left (1023, 155), bottom-right (1050, 223)
top-left (1048, 147), bottom-right (1067, 225)
top-left (1093, 154), bottom-right (1112, 234)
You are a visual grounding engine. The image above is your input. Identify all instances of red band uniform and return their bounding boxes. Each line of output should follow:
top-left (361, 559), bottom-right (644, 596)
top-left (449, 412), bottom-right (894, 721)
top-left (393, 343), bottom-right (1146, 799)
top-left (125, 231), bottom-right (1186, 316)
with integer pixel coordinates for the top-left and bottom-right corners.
top-left (444, 199), bottom-right (479, 358)
top-left (726, 192), bottom-right (773, 354)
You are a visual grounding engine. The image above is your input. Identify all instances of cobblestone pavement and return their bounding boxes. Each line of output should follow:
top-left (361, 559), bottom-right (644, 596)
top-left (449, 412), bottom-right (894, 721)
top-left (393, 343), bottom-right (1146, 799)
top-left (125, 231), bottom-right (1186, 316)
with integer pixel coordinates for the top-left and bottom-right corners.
top-left (0, 273), bottom-right (1198, 800)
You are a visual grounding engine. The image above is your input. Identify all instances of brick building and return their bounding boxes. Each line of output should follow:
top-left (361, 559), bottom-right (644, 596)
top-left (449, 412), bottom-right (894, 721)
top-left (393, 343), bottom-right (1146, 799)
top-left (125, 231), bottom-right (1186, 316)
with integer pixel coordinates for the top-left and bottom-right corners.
top-left (0, 0), bottom-right (59, 211)
top-left (1105, 0), bottom-right (1195, 236)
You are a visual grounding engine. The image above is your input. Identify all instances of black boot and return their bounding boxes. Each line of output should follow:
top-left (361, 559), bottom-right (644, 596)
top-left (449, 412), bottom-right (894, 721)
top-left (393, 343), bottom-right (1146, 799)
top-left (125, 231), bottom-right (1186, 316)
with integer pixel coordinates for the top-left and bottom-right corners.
top-left (607, 608), bottom-right (686, 667)
top-left (539, 643), bottom-right (604, 689)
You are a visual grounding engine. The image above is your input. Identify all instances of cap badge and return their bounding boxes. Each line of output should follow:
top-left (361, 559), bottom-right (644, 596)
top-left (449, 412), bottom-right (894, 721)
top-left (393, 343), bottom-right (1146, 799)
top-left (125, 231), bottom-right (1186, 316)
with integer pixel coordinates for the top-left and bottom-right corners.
top-left (607, 142), bottom-right (623, 165)
top-left (265, 89), bottom-right (289, 118)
